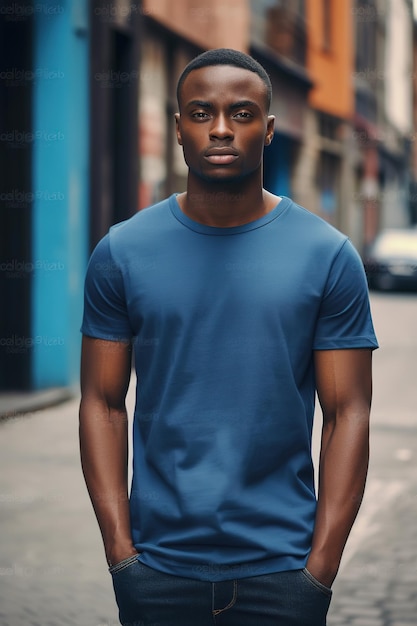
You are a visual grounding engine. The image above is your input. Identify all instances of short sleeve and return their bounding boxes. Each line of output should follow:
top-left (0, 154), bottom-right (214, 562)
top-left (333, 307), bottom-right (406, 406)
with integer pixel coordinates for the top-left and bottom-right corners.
top-left (313, 239), bottom-right (378, 350)
top-left (81, 234), bottom-right (133, 342)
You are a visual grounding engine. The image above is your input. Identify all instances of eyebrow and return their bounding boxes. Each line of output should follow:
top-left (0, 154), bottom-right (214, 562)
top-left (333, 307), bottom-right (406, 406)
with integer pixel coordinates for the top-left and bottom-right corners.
top-left (185, 99), bottom-right (260, 110)
top-left (186, 100), bottom-right (212, 109)
top-left (230, 100), bottom-right (258, 110)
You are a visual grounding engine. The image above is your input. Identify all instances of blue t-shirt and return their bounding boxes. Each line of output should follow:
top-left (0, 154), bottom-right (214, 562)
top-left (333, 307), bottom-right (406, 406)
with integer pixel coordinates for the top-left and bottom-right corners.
top-left (81, 194), bottom-right (378, 581)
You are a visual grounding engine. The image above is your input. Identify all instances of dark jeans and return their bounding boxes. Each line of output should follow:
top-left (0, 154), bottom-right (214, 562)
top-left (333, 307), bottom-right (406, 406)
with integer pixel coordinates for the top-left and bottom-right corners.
top-left (109, 555), bottom-right (332, 626)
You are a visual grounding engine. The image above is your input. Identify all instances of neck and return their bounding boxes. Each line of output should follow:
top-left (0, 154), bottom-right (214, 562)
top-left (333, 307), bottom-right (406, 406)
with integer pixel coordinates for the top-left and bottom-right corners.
top-left (178, 173), bottom-right (280, 228)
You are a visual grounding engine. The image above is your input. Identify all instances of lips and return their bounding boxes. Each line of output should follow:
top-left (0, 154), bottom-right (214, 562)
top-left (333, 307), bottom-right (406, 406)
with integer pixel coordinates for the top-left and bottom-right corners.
top-left (204, 147), bottom-right (239, 165)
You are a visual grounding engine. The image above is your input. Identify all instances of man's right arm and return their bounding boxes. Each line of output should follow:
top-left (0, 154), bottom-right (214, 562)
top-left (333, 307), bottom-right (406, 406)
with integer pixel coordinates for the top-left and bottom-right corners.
top-left (79, 335), bottom-right (138, 567)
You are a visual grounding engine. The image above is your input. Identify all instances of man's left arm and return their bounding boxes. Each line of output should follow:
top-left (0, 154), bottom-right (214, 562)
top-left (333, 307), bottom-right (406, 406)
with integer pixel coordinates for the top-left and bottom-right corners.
top-left (306, 348), bottom-right (373, 588)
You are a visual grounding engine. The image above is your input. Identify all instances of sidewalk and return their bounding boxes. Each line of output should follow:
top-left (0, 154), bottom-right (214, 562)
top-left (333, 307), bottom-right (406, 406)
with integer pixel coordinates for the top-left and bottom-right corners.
top-left (0, 393), bottom-right (122, 626)
top-left (329, 483), bottom-right (417, 626)
top-left (0, 387), bottom-right (74, 420)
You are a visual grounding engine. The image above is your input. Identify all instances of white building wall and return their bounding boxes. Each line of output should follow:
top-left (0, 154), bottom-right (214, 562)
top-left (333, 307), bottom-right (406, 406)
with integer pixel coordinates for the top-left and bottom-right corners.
top-left (385, 0), bottom-right (413, 135)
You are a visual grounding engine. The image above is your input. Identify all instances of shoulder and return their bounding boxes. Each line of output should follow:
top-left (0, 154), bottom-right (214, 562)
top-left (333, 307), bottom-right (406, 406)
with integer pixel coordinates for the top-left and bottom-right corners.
top-left (287, 200), bottom-right (347, 244)
top-left (85, 196), bottom-right (174, 276)
top-left (109, 196), bottom-right (173, 244)
top-left (279, 199), bottom-right (349, 265)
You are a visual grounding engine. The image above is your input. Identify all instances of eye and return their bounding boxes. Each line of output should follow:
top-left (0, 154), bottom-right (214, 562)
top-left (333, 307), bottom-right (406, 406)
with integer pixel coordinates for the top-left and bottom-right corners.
top-left (233, 111), bottom-right (253, 120)
top-left (191, 111), bottom-right (210, 120)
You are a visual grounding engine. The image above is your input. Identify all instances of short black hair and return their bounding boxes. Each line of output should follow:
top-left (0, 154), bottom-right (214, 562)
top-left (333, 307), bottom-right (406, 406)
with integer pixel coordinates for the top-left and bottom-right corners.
top-left (176, 48), bottom-right (272, 111)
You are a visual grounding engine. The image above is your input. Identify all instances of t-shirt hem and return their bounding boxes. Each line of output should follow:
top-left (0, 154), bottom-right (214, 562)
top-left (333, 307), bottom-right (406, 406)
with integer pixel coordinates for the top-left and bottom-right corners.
top-left (80, 324), bottom-right (132, 342)
top-left (313, 338), bottom-right (379, 350)
top-left (137, 551), bottom-right (307, 582)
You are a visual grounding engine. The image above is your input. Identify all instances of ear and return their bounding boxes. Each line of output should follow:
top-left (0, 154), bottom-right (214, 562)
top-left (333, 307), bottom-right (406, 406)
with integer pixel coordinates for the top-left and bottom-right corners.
top-left (174, 113), bottom-right (183, 146)
top-left (265, 115), bottom-right (275, 146)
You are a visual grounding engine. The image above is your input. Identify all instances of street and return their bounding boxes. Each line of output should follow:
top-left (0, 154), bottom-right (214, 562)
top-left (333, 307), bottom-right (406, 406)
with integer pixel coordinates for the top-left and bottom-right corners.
top-left (0, 291), bottom-right (416, 626)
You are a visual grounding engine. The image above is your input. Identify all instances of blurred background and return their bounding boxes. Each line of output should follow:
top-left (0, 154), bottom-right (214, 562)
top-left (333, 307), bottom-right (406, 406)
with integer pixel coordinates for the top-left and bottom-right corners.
top-left (1, 0), bottom-right (417, 395)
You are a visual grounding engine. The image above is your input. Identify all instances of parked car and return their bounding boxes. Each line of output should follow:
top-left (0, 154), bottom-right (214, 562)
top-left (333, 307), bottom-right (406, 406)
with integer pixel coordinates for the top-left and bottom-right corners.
top-left (364, 228), bottom-right (417, 292)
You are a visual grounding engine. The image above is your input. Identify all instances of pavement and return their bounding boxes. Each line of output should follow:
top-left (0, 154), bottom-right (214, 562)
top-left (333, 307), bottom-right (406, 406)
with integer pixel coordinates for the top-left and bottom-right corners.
top-left (0, 390), bottom-right (123, 626)
top-left (0, 383), bottom-right (416, 626)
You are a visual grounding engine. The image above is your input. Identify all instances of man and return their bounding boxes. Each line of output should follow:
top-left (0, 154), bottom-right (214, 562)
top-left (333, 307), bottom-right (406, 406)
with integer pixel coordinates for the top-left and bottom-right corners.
top-left (79, 48), bottom-right (378, 625)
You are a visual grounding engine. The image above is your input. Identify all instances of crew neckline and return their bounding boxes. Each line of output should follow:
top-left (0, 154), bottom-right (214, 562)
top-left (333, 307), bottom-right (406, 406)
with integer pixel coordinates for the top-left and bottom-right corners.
top-left (169, 194), bottom-right (291, 236)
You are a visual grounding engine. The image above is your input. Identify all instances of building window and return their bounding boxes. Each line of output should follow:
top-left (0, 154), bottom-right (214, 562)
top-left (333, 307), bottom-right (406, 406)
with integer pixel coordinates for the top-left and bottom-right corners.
top-left (318, 111), bottom-right (341, 140)
top-left (322, 0), bottom-right (332, 51)
top-left (355, 0), bottom-right (377, 76)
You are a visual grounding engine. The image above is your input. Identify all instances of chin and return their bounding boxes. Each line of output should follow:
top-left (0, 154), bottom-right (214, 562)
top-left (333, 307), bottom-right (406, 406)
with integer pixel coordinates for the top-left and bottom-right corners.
top-left (199, 171), bottom-right (245, 184)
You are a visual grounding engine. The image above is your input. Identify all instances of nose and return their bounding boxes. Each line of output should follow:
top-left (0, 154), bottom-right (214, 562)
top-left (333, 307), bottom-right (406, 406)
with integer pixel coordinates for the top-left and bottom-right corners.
top-left (209, 113), bottom-right (234, 140)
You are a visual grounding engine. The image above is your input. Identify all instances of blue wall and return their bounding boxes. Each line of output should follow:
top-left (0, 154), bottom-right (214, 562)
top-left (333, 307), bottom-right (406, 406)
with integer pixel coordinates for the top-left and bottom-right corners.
top-left (264, 132), bottom-right (292, 198)
top-left (31, 0), bottom-right (89, 389)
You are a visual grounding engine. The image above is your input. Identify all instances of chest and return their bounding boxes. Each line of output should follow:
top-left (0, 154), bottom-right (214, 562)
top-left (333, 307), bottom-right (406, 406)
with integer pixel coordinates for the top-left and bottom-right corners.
top-left (124, 233), bottom-right (325, 339)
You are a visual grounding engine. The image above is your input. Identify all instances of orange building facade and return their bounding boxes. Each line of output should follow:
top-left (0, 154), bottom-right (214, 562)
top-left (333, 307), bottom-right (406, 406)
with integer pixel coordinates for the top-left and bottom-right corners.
top-left (306, 0), bottom-right (353, 119)
top-left (297, 0), bottom-right (358, 240)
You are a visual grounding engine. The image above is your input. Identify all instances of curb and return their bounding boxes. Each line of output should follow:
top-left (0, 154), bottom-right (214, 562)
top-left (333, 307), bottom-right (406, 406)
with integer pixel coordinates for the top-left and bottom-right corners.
top-left (0, 387), bottom-right (76, 421)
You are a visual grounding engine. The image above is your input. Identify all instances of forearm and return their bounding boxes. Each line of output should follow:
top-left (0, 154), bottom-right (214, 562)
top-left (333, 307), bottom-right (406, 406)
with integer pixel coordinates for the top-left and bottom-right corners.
top-left (307, 412), bottom-right (370, 585)
top-left (79, 397), bottom-right (136, 564)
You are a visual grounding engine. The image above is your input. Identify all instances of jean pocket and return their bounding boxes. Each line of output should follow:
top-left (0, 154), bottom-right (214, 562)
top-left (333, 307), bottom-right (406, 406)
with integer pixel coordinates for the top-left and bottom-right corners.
top-left (301, 568), bottom-right (332, 597)
top-left (108, 553), bottom-right (140, 575)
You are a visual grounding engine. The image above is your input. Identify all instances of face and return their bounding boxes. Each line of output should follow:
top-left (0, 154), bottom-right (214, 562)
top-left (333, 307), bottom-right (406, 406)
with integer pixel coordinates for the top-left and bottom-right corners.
top-left (175, 65), bottom-right (275, 184)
